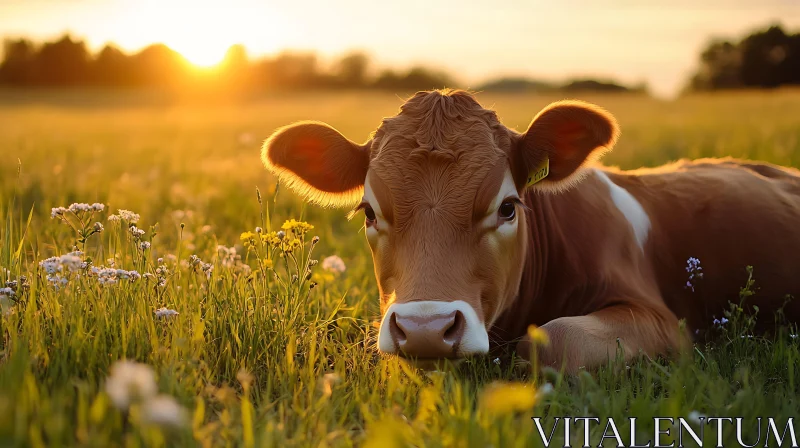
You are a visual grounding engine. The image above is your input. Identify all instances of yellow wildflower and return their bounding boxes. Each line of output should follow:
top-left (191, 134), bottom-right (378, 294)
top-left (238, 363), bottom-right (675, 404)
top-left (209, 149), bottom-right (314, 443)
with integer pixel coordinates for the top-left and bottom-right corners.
top-left (281, 219), bottom-right (314, 236)
top-left (261, 232), bottom-right (281, 247)
top-left (527, 324), bottom-right (550, 346)
top-left (479, 381), bottom-right (537, 414)
top-left (262, 259), bottom-right (273, 269)
top-left (240, 231), bottom-right (256, 246)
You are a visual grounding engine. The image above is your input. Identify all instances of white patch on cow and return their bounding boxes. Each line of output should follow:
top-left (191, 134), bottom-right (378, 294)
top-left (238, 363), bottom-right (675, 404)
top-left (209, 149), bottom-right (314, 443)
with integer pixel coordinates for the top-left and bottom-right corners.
top-left (480, 169), bottom-right (519, 239)
top-left (594, 169), bottom-right (650, 249)
top-left (377, 300), bottom-right (490, 355)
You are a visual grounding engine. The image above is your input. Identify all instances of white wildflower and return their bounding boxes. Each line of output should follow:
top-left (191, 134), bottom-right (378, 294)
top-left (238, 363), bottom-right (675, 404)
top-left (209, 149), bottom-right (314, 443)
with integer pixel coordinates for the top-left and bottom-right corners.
top-left (105, 360), bottom-right (157, 410)
top-left (321, 255), bottom-right (346, 273)
top-left (321, 372), bottom-right (342, 397)
top-left (60, 252), bottom-right (86, 271)
top-left (255, 227), bottom-right (262, 234)
top-left (790, 334), bottom-right (798, 339)
top-left (688, 410), bottom-right (707, 424)
top-left (536, 383), bottom-right (554, 398)
top-left (40, 257), bottom-right (63, 275)
top-left (50, 207), bottom-right (67, 218)
top-left (90, 266), bottom-right (140, 285)
top-left (141, 395), bottom-right (187, 428)
top-left (68, 203), bottom-right (92, 213)
top-left (154, 307), bottom-right (179, 318)
top-left (0, 287), bottom-right (14, 298)
top-left (276, 230), bottom-right (285, 240)
top-left (117, 209), bottom-right (140, 223)
top-left (217, 245), bottom-right (238, 267)
top-left (108, 215), bottom-right (121, 223)
top-left (91, 203), bottom-right (105, 211)
top-left (39, 251), bottom-right (86, 287)
top-left (493, 358), bottom-right (501, 365)
top-left (93, 222), bottom-right (104, 233)
top-left (156, 265), bottom-right (168, 277)
top-left (138, 241), bottom-right (151, 251)
top-left (129, 226), bottom-right (145, 238)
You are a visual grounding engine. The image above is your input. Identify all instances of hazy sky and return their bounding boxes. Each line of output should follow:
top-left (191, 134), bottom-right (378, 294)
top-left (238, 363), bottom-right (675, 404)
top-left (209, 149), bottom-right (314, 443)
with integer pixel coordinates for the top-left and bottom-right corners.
top-left (2, 0), bottom-right (799, 97)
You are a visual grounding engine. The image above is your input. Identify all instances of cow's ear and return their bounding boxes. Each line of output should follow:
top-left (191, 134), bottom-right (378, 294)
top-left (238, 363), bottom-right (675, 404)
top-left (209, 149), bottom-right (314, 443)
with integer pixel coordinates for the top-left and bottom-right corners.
top-left (261, 122), bottom-right (371, 208)
top-left (515, 100), bottom-right (619, 190)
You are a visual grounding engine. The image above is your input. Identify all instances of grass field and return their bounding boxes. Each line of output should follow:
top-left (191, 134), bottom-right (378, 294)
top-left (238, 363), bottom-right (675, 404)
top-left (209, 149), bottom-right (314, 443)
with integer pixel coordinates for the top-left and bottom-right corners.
top-left (1, 89), bottom-right (800, 447)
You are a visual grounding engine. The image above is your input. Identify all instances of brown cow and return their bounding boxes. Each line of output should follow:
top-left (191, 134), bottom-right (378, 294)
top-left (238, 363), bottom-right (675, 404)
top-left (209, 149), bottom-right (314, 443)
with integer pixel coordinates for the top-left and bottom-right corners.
top-left (261, 89), bottom-right (800, 372)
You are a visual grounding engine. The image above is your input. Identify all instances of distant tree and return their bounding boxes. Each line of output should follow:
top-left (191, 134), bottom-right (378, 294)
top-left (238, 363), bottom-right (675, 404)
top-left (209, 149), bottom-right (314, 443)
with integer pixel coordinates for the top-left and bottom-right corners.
top-left (0, 38), bottom-right (36, 85)
top-left (477, 76), bottom-right (643, 94)
top-left (218, 44), bottom-right (252, 91)
top-left (690, 40), bottom-right (742, 90)
top-left (33, 35), bottom-right (91, 86)
top-left (333, 52), bottom-right (370, 88)
top-left (130, 44), bottom-right (190, 88)
top-left (93, 45), bottom-right (131, 86)
top-left (688, 23), bottom-right (800, 91)
top-left (477, 77), bottom-right (556, 93)
top-left (561, 79), bottom-right (631, 93)
top-left (739, 25), bottom-right (799, 88)
top-left (253, 51), bottom-right (322, 89)
top-left (373, 66), bottom-right (455, 91)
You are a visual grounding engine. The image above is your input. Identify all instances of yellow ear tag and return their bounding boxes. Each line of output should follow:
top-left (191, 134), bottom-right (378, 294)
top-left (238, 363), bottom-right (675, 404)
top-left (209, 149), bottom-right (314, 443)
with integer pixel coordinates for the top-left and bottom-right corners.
top-left (526, 158), bottom-right (550, 187)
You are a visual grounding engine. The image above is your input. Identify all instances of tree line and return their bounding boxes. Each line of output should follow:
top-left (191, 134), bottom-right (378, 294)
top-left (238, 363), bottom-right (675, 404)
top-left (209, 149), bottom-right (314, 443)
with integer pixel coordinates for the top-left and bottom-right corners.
top-left (0, 36), bottom-right (456, 92)
top-left (2, 23), bottom-right (795, 93)
top-left (689, 24), bottom-right (800, 91)
top-left (0, 35), bottom-right (644, 93)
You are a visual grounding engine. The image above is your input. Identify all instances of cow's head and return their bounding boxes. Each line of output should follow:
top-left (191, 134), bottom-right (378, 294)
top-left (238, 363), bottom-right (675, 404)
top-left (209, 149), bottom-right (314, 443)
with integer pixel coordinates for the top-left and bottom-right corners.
top-left (262, 90), bottom-right (618, 362)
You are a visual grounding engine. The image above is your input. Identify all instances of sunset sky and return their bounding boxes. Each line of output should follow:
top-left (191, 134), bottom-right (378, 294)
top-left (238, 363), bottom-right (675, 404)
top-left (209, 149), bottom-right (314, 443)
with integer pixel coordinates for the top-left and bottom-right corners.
top-left (2, 0), bottom-right (799, 97)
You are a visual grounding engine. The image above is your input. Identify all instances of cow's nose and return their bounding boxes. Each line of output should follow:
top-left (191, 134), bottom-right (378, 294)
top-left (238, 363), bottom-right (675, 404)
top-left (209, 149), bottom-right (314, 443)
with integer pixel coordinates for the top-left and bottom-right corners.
top-left (388, 310), bottom-right (466, 358)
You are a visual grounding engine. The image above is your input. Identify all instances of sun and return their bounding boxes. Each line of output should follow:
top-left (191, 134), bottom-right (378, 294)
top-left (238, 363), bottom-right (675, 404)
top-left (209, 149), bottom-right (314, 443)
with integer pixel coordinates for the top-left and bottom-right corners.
top-left (169, 38), bottom-right (231, 68)
top-left (111, 0), bottom-right (291, 69)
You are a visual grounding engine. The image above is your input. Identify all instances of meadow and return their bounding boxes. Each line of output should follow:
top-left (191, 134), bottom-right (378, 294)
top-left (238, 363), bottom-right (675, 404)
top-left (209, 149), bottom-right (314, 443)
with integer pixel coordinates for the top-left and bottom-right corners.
top-left (1, 88), bottom-right (800, 447)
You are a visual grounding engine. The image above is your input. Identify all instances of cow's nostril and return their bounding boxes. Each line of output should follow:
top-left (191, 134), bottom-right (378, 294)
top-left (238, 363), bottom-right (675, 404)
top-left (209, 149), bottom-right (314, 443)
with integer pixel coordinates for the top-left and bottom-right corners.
top-left (389, 312), bottom-right (407, 344)
top-left (443, 310), bottom-right (465, 344)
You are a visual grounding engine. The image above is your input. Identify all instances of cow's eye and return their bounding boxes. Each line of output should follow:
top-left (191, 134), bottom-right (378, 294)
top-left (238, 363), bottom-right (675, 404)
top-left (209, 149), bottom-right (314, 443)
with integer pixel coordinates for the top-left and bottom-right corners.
top-left (364, 205), bottom-right (377, 224)
top-left (498, 200), bottom-right (516, 221)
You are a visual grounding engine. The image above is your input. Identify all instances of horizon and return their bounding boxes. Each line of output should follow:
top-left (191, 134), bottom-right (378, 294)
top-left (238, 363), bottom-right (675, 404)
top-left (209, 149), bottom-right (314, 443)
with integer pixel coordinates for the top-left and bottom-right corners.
top-left (2, 0), bottom-right (800, 98)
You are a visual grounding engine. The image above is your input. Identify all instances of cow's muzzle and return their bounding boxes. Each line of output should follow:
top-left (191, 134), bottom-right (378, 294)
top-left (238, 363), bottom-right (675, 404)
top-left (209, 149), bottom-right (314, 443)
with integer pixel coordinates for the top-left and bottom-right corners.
top-left (377, 300), bottom-right (490, 360)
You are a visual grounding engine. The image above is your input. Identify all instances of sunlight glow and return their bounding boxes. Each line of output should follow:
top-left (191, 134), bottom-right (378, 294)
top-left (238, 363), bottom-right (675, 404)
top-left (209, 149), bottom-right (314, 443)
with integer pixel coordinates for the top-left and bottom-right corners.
top-left (105, 0), bottom-right (290, 68)
top-left (170, 38), bottom-right (230, 68)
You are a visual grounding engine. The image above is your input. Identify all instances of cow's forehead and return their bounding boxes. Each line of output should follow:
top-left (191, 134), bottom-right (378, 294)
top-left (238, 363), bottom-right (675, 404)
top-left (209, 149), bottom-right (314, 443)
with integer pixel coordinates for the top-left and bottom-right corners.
top-left (370, 90), bottom-right (510, 162)
top-left (365, 91), bottom-right (515, 232)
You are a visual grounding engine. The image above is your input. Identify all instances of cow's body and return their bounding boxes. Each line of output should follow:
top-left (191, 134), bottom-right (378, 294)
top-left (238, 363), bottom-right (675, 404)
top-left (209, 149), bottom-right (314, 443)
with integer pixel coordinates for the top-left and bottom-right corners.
top-left (262, 89), bottom-right (800, 372)
top-left (496, 159), bottom-right (800, 366)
